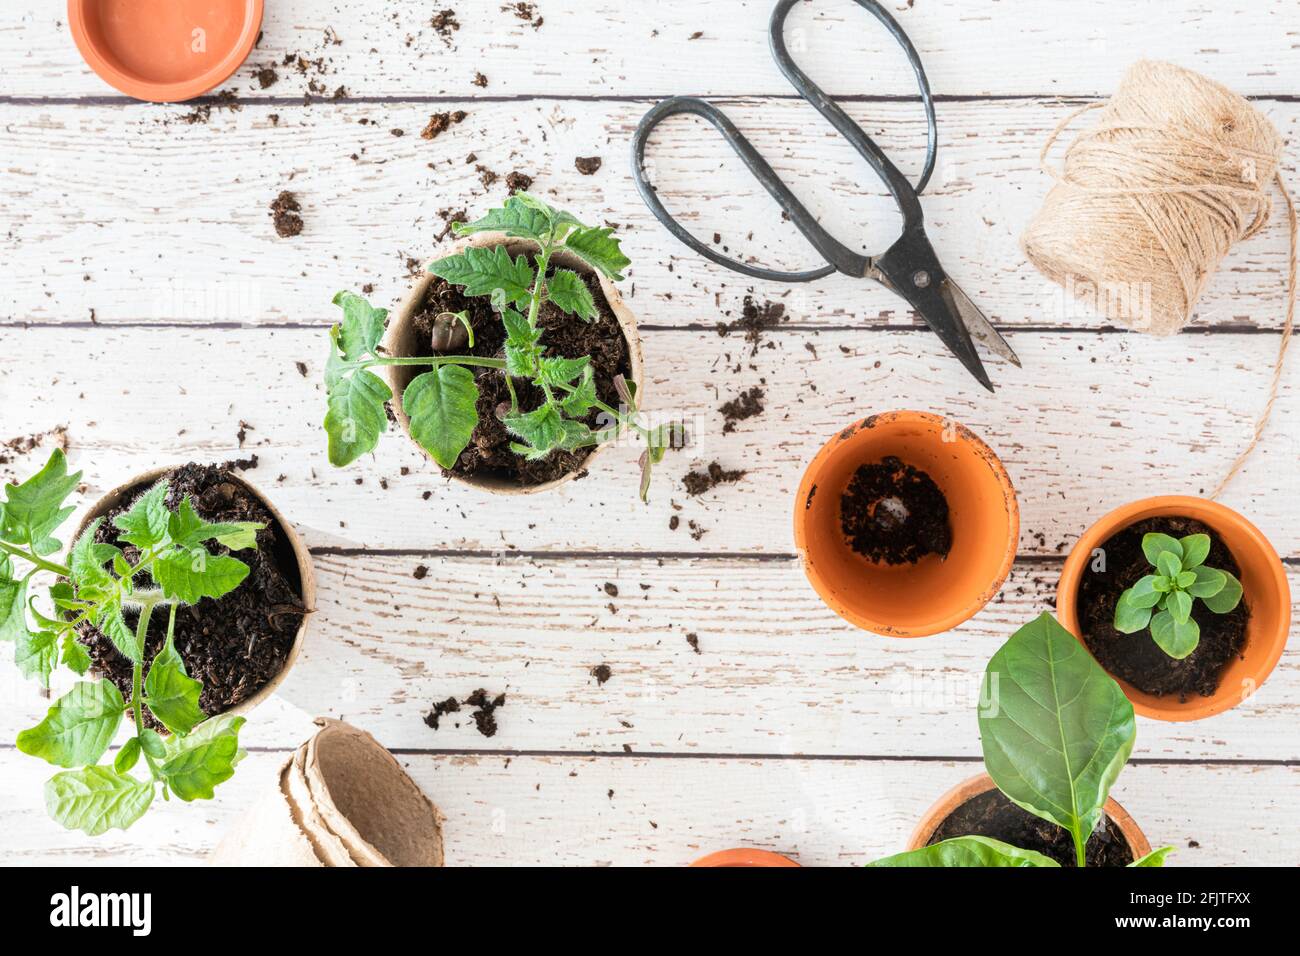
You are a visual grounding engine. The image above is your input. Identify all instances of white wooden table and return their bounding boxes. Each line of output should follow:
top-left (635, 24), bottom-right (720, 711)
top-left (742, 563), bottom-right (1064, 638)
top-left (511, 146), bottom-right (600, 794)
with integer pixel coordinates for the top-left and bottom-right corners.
top-left (1, 0), bottom-right (1297, 866)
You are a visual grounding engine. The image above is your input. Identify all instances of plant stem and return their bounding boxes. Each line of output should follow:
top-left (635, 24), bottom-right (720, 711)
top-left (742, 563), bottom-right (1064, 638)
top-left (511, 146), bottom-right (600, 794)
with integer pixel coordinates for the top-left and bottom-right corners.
top-left (131, 600), bottom-right (161, 781)
top-left (1074, 829), bottom-right (1087, 868)
top-left (364, 356), bottom-right (506, 370)
top-left (526, 242), bottom-right (554, 331)
top-left (0, 540), bottom-right (70, 577)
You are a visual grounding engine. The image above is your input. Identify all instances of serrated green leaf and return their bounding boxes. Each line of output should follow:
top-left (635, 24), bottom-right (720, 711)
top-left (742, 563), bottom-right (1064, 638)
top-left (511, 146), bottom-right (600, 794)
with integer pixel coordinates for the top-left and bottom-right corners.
top-left (0, 569), bottom-right (29, 643)
top-left (1178, 534), bottom-right (1211, 569)
top-left (403, 366), bottom-right (480, 469)
top-left (114, 737), bottom-right (141, 774)
top-left (161, 715), bottom-right (246, 801)
top-left (536, 355), bottom-right (589, 387)
top-left (94, 602), bottom-right (140, 663)
top-left (1202, 569), bottom-right (1243, 614)
top-left (1113, 591), bottom-right (1154, 634)
top-left (45, 765), bottom-right (154, 836)
top-left (112, 480), bottom-right (170, 550)
top-left (505, 342), bottom-right (541, 379)
top-left (213, 522), bottom-right (263, 552)
top-left (504, 404), bottom-right (564, 456)
top-left (143, 633), bottom-right (205, 736)
top-left (17, 680), bottom-right (125, 768)
top-left (1142, 532), bottom-right (1183, 567)
top-left (153, 550), bottom-right (250, 605)
top-left (547, 268), bottom-right (597, 319)
top-left (867, 835), bottom-right (1061, 868)
top-left (555, 419), bottom-right (597, 452)
top-left (0, 449), bottom-right (82, 554)
top-left (501, 308), bottom-right (542, 347)
top-left (331, 291), bottom-right (387, 361)
top-left (15, 628), bottom-right (58, 686)
top-left (68, 519), bottom-right (118, 599)
top-left (60, 631), bottom-right (91, 675)
top-left (451, 195), bottom-right (552, 242)
top-left (1187, 565), bottom-right (1226, 599)
top-left (429, 245), bottom-right (534, 307)
top-left (324, 348), bottom-right (392, 467)
top-left (563, 226), bottom-right (630, 281)
top-left (558, 367), bottom-right (599, 418)
top-left (1166, 589), bottom-right (1193, 625)
top-left (1156, 551), bottom-right (1182, 580)
top-left (1150, 609), bottom-right (1200, 658)
top-left (1129, 846), bottom-right (1175, 867)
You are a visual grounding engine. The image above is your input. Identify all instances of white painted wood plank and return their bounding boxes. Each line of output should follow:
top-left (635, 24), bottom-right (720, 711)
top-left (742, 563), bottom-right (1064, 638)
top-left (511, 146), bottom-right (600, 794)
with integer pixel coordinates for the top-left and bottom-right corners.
top-left (1, 99), bottom-right (1296, 330)
top-left (0, 327), bottom-right (1295, 554)
top-left (0, 750), bottom-right (1292, 866)
top-left (2, 1), bottom-right (1298, 99)
top-left (3, 559), bottom-right (1297, 760)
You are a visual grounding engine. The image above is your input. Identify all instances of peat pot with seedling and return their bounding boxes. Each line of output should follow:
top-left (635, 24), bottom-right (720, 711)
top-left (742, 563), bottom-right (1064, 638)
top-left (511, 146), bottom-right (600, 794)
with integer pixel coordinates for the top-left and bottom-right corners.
top-left (793, 411), bottom-right (1018, 637)
top-left (1057, 496), bottom-right (1290, 721)
top-left (324, 192), bottom-right (683, 498)
top-left (0, 451), bottom-right (312, 835)
top-left (869, 613), bottom-right (1170, 867)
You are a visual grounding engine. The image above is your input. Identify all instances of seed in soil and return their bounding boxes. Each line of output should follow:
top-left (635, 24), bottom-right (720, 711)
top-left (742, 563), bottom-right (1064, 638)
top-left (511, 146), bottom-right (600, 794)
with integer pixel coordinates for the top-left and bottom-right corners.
top-left (682, 461), bottom-right (745, 496)
top-left (1076, 517), bottom-right (1249, 700)
top-left (839, 456), bottom-right (951, 565)
top-left (269, 190), bottom-right (303, 238)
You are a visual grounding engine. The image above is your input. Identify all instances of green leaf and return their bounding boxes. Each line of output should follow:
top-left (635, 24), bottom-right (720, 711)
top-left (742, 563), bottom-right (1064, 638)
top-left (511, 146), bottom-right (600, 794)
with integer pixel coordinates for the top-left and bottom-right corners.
top-left (1150, 609), bottom-right (1200, 659)
top-left (1156, 551), bottom-right (1182, 580)
top-left (331, 291), bottom-right (387, 361)
top-left (1142, 532), bottom-right (1183, 567)
top-left (536, 355), bottom-right (589, 387)
top-left (563, 226), bottom-right (630, 281)
top-left (1178, 534), bottom-right (1211, 569)
top-left (429, 245), bottom-right (534, 307)
top-left (161, 715), bottom-right (246, 801)
top-left (1124, 574), bottom-right (1163, 610)
top-left (17, 680), bottom-right (125, 768)
top-left (1129, 846), bottom-right (1175, 868)
top-left (1174, 570), bottom-right (1197, 589)
top-left (68, 519), bottom-right (118, 598)
top-left (1152, 575), bottom-right (1172, 593)
top-left (1202, 569), bottom-right (1243, 614)
top-left (139, 728), bottom-right (166, 760)
top-left (213, 522), bottom-right (263, 552)
top-left (403, 366), bottom-right (480, 469)
top-left (165, 497), bottom-right (253, 551)
top-left (558, 367), bottom-right (599, 418)
top-left (1166, 589), bottom-right (1193, 624)
top-left (0, 448), bottom-right (82, 554)
top-left (979, 612), bottom-right (1135, 866)
top-left (112, 480), bottom-right (170, 550)
top-left (1187, 565), bottom-right (1226, 599)
top-left (450, 195), bottom-right (553, 243)
top-left (504, 404), bottom-right (564, 456)
top-left (501, 307), bottom-right (542, 348)
top-left (60, 632), bottom-right (91, 675)
top-left (866, 835), bottom-right (1060, 868)
top-left (143, 634), bottom-right (205, 735)
top-left (153, 550), bottom-right (250, 605)
top-left (324, 348), bottom-right (392, 467)
top-left (547, 269), bottom-right (596, 320)
top-left (114, 737), bottom-right (141, 774)
top-left (45, 766), bottom-right (154, 835)
top-left (94, 603), bottom-right (140, 663)
top-left (0, 569), bottom-right (30, 643)
top-left (555, 419), bottom-right (597, 452)
top-left (15, 629), bottom-right (58, 686)
top-left (1113, 591), bottom-right (1153, 634)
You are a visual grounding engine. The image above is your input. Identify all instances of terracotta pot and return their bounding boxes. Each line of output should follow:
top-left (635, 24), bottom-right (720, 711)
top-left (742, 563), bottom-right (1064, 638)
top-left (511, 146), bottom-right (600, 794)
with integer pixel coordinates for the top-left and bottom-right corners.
top-left (77, 465), bottom-right (315, 718)
top-left (690, 848), bottom-right (800, 867)
top-left (68, 0), bottom-right (264, 103)
top-left (1057, 495), bottom-right (1290, 721)
top-left (907, 773), bottom-right (1152, 861)
top-left (382, 230), bottom-right (645, 495)
top-left (792, 411), bottom-right (1019, 637)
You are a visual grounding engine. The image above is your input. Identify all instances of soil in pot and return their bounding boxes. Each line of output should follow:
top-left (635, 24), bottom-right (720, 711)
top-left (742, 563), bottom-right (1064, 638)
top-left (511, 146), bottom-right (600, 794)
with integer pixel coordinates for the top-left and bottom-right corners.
top-left (76, 463), bottom-right (306, 730)
top-left (929, 788), bottom-right (1133, 867)
top-left (410, 268), bottom-right (632, 486)
top-left (840, 456), bottom-right (952, 564)
top-left (1077, 517), bottom-right (1249, 699)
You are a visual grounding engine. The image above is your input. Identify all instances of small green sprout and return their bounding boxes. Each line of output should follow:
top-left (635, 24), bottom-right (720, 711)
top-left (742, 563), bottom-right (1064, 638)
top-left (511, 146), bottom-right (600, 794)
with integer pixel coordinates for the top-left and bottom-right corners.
top-left (1112, 532), bottom-right (1243, 659)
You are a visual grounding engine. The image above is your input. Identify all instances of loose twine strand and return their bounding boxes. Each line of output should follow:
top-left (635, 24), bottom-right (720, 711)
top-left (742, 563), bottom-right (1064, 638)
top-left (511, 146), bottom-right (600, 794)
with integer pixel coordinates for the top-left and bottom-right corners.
top-left (1021, 61), bottom-right (1296, 498)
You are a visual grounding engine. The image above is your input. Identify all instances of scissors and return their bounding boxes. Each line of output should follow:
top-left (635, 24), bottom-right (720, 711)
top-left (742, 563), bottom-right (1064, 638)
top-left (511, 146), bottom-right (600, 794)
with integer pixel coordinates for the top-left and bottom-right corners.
top-left (630, 0), bottom-right (1019, 391)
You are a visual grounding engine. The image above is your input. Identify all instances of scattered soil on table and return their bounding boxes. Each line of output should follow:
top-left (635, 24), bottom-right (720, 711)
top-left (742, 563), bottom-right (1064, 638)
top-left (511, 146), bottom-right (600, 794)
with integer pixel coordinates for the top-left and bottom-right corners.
top-left (76, 464), bottom-right (306, 732)
top-left (269, 191), bottom-right (303, 238)
top-left (719, 386), bottom-right (765, 433)
top-left (575, 156), bottom-right (602, 176)
top-left (473, 71), bottom-right (488, 88)
top-left (435, 206), bottom-right (468, 242)
top-left (503, 2), bottom-right (544, 28)
top-left (686, 632), bottom-right (701, 654)
top-left (179, 89), bottom-right (241, 125)
top-left (431, 9), bottom-right (461, 45)
top-left (590, 664), bottom-right (612, 685)
top-left (423, 696), bottom-right (460, 730)
top-left (408, 266), bottom-right (631, 486)
top-left (716, 296), bottom-right (787, 355)
top-left (683, 461), bottom-right (745, 496)
top-left (505, 171), bottom-right (534, 192)
top-left (1077, 517), bottom-right (1249, 699)
top-left (466, 689), bottom-right (506, 737)
top-left (421, 110), bottom-right (467, 140)
top-left (840, 456), bottom-right (951, 565)
top-left (1, 425), bottom-right (68, 466)
top-left (255, 65), bottom-right (279, 89)
top-left (929, 788), bottom-right (1134, 867)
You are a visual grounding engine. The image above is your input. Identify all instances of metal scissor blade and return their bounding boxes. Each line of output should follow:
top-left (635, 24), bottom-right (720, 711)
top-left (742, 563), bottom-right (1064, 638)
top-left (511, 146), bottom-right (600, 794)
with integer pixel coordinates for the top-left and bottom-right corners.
top-left (941, 278), bottom-right (1021, 368)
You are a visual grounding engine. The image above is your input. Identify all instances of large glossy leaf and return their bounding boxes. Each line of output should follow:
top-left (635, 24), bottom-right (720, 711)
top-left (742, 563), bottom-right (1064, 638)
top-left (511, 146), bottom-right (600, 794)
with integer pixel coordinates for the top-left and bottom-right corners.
top-left (1202, 570), bottom-right (1243, 614)
top-left (160, 715), bottom-right (246, 801)
top-left (17, 680), bottom-right (126, 768)
top-left (44, 765), bottom-right (154, 835)
top-left (324, 343), bottom-right (392, 467)
top-left (143, 633), bottom-right (206, 735)
top-left (867, 835), bottom-right (1060, 868)
top-left (1129, 846), bottom-right (1175, 867)
top-left (403, 366), bottom-right (480, 469)
top-left (979, 612), bottom-right (1136, 866)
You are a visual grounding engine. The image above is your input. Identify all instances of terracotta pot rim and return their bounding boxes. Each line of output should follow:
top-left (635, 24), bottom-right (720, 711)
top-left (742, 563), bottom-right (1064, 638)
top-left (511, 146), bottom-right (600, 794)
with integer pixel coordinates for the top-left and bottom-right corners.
top-left (76, 463), bottom-right (316, 718)
top-left (382, 230), bottom-right (645, 496)
top-left (905, 772), bottom-right (1152, 862)
top-left (689, 848), bottom-right (801, 867)
top-left (792, 410), bottom-right (1019, 637)
top-left (67, 0), bottom-right (264, 103)
top-left (1056, 495), bottom-right (1290, 722)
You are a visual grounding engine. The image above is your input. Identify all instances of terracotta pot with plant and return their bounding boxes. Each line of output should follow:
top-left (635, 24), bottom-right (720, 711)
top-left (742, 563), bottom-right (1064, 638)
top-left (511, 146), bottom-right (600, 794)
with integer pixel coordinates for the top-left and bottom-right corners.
top-left (321, 192), bottom-right (681, 499)
top-left (793, 411), bottom-right (1018, 637)
top-left (1057, 496), bottom-right (1290, 721)
top-left (690, 848), bottom-right (800, 867)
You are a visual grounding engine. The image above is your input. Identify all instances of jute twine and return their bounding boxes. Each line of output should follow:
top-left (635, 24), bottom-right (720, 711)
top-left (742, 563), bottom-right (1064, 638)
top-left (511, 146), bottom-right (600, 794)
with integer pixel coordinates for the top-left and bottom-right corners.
top-left (1022, 60), bottom-right (1295, 497)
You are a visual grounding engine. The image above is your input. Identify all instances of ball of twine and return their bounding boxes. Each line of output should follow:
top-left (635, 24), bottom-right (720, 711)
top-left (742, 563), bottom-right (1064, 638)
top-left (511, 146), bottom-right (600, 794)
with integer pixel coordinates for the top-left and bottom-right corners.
top-left (1022, 60), bottom-right (1295, 496)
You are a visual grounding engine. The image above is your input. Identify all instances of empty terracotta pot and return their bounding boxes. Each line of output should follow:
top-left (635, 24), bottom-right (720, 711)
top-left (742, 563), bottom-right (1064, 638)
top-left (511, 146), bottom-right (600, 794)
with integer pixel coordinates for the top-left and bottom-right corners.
top-left (690, 848), bottom-right (800, 867)
top-left (1057, 496), bottom-right (1291, 721)
top-left (383, 230), bottom-right (645, 495)
top-left (906, 773), bottom-right (1151, 860)
top-left (68, 0), bottom-right (264, 102)
top-left (793, 411), bottom-right (1018, 637)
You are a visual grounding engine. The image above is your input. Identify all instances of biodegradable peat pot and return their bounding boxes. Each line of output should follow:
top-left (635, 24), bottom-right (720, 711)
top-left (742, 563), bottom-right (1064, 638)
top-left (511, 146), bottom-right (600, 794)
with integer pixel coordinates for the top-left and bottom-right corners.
top-left (383, 230), bottom-right (645, 495)
top-left (907, 774), bottom-right (1151, 864)
top-left (76, 464), bottom-right (315, 719)
top-left (1058, 496), bottom-right (1290, 721)
top-left (793, 411), bottom-right (1018, 637)
top-left (690, 849), bottom-right (801, 868)
top-left (210, 719), bottom-right (445, 867)
top-left (68, 0), bottom-right (264, 103)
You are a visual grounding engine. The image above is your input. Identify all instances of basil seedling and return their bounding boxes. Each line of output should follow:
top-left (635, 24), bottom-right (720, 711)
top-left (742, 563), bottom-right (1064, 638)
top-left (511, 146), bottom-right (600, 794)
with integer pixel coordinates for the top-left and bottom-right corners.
top-left (1112, 532), bottom-right (1243, 659)
top-left (1, 451), bottom-right (259, 834)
